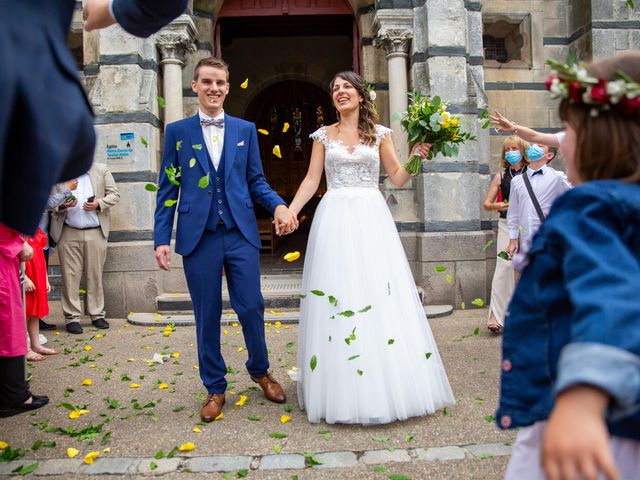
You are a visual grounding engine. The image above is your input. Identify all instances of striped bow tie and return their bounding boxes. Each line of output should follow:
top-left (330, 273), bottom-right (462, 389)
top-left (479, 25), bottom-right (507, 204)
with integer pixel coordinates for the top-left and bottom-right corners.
top-left (200, 118), bottom-right (224, 128)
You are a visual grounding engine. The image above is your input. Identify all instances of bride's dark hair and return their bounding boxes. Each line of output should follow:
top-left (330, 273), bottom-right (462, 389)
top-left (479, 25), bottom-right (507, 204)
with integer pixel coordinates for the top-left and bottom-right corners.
top-left (330, 71), bottom-right (379, 146)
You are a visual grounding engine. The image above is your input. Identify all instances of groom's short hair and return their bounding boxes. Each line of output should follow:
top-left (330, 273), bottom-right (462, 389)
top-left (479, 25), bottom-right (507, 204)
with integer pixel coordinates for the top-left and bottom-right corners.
top-left (194, 57), bottom-right (229, 81)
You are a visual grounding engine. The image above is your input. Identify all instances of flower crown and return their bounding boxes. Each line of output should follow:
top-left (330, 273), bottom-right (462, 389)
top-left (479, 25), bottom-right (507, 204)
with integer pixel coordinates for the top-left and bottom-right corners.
top-left (545, 58), bottom-right (640, 116)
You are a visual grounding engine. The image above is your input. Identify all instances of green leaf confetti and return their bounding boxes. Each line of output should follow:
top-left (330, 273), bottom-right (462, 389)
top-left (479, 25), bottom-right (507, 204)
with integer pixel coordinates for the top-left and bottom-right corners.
top-left (198, 174), bottom-right (210, 189)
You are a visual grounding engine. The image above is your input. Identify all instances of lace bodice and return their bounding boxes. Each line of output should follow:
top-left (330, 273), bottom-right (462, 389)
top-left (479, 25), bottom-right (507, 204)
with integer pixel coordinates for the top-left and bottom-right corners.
top-left (310, 125), bottom-right (392, 190)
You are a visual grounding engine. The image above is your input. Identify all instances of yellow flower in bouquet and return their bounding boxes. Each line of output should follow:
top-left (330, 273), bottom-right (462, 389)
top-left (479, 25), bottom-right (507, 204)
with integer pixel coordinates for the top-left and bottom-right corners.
top-left (400, 91), bottom-right (482, 174)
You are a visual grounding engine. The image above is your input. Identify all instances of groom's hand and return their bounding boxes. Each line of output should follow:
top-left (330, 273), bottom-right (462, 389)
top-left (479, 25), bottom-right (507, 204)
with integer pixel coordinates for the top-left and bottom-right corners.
top-left (155, 245), bottom-right (171, 271)
top-left (273, 205), bottom-right (298, 236)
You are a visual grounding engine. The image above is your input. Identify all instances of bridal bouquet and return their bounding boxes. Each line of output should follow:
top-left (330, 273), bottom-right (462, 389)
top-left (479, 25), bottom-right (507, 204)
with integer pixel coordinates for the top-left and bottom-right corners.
top-left (400, 91), bottom-right (479, 175)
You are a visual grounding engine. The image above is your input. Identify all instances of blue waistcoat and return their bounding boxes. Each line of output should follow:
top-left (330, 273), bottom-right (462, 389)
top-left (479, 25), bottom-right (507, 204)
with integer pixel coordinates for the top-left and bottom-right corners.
top-left (205, 144), bottom-right (236, 231)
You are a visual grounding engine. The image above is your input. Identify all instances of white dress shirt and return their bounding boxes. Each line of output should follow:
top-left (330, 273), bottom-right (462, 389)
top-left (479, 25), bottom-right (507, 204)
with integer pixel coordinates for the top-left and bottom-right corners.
top-left (199, 110), bottom-right (225, 170)
top-left (64, 174), bottom-right (100, 229)
top-left (507, 164), bottom-right (572, 251)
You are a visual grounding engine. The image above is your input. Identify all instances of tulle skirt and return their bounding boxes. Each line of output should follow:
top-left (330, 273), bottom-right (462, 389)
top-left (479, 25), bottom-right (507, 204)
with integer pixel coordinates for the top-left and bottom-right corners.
top-left (296, 187), bottom-right (455, 424)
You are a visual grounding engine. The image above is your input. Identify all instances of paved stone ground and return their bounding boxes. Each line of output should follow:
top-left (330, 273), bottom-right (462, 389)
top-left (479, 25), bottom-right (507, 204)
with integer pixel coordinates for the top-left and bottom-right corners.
top-left (0, 305), bottom-right (514, 479)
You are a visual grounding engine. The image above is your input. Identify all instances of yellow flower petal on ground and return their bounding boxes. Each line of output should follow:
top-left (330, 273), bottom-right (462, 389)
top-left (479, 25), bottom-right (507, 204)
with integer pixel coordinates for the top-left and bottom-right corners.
top-left (240, 78), bottom-right (249, 89)
top-left (95, 334), bottom-right (104, 339)
top-left (145, 346), bottom-right (151, 350)
top-left (127, 358), bottom-right (135, 362)
top-left (69, 410), bottom-right (81, 419)
top-left (53, 331), bottom-right (60, 335)
top-left (163, 331), bottom-right (171, 337)
top-left (282, 122), bottom-right (290, 133)
top-left (214, 412), bottom-right (224, 421)
top-left (264, 322), bottom-right (271, 327)
top-left (81, 378), bottom-right (93, 386)
top-left (265, 329), bottom-right (271, 333)
top-left (83, 451), bottom-right (100, 464)
top-left (280, 415), bottom-right (292, 424)
top-left (84, 345), bottom-right (92, 351)
top-left (237, 347), bottom-right (244, 353)
top-left (102, 447), bottom-right (110, 453)
top-left (178, 442), bottom-right (195, 451)
top-left (148, 327), bottom-right (155, 331)
top-left (231, 322), bottom-right (238, 327)
top-left (66, 447), bottom-right (79, 458)
top-left (235, 395), bottom-right (248, 406)
top-left (283, 251), bottom-right (300, 262)
top-left (193, 365), bottom-right (199, 370)
top-left (130, 383), bottom-right (141, 389)
top-left (272, 145), bottom-right (282, 158)
top-left (124, 324), bottom-right (129, 328)
top-left (0, 441), bottom-right (8, 449)
top-left (223, 330), bottom-right (229, 335)
top-left (274, 321), bottom-right (282, 328)
top-left (258, 129), bottom-right (269, 135)
top-left (170, 353), bottom-right (180, 358)
top-left (158, 383), bottom-right (169, 390)
top-left (88, 364), bottom-right (96, 369)
top-left (193, 427), bottom-right (202, 433)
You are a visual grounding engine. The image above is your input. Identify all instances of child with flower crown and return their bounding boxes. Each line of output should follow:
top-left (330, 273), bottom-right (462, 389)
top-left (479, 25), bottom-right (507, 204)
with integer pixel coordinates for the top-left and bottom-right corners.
top-left (497, 52), bottom-right (640, 480)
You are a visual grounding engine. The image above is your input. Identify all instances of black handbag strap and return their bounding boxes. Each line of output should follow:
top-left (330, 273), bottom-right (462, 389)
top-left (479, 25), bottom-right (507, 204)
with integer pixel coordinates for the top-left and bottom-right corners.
top-left (522, 172), bottom-right (546, 222)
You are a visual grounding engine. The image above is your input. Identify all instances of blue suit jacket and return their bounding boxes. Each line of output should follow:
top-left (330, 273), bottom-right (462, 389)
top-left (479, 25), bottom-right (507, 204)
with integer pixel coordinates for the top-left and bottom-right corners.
top-left (154, 114), bottom-right (285, 256)
top-left (0, 0), bottom-right (187, 235)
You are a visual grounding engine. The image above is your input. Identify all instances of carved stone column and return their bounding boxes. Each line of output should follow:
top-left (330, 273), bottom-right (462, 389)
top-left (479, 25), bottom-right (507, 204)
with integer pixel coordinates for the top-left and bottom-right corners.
top-left (156, 15), bottom-right (197, 125)
top-left (374, 28), bottom-right (412, 162)
top-left (373, 11), bottom-right (416, 223)
top-left (374, 10), bottom-right (413, 161)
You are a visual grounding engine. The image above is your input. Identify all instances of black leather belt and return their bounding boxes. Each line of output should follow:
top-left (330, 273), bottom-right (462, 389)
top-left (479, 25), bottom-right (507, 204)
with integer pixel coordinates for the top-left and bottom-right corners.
top-left (67, 225), bottom-right (100, 230)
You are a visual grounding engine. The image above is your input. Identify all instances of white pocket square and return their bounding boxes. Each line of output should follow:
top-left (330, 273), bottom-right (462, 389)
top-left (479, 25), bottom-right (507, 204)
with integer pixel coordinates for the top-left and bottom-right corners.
top-left (237, 141), bottom-right (245, 147)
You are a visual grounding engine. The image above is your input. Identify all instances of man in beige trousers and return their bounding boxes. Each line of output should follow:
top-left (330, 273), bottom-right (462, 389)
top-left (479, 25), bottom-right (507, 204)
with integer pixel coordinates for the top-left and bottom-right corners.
top-left (50, 162), bottom-right (120, 334)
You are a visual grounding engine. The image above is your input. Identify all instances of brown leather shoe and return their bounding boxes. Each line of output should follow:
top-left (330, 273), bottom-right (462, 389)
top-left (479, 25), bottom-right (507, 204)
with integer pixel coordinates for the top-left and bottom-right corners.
top-left (200, 393), bottom-right (225, 422)
top-left (251, 373), bottom-right (286, 404)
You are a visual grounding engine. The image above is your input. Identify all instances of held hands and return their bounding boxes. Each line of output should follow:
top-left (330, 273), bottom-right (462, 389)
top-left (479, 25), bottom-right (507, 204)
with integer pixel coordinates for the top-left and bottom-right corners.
top-left (155, 245), bottom-right (171, 271)
top-left (410, 142), bottom-right (432, 159)
top-left (273, 205), bottom-right (299, 236)
top-left (83, 0), bottom-right (117, 32)
top-left (542, 386), bottom-right (619, 480)
top-left (489, 111), bottom-right (516, 132)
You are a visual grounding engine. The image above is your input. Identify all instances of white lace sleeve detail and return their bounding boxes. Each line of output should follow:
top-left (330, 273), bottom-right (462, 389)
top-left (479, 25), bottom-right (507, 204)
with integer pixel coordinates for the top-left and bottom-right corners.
top-left (309, 127), bottom-right (328, 146)
top-left (375, 125), bottom-right (393, 144)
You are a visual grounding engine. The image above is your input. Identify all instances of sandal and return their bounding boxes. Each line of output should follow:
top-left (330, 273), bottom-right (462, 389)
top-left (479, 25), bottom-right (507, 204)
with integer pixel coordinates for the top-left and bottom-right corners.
top-left (487, 323), bottom-right (503, 334)
top-left (26, 351), bottom-right (45, 362)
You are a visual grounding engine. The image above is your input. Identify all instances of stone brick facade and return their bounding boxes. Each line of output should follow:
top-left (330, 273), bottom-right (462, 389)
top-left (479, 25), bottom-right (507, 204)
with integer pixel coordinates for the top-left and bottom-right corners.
top-left (55, 0), bottom-right (640, 316)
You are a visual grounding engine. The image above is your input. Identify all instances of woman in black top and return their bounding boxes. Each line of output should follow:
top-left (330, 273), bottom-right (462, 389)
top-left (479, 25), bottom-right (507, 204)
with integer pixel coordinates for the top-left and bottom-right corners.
top-left (482, 136), bottom-right (528, 333)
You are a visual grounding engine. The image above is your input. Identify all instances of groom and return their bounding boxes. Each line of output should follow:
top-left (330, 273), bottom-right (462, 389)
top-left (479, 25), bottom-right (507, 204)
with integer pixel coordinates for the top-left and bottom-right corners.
top-left (154, 57), bottom-right (297, 422)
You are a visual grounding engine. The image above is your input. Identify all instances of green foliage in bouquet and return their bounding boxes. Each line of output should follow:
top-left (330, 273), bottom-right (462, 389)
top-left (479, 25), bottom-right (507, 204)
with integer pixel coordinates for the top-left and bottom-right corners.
top-left (400, 91), bottom-right (481, 174)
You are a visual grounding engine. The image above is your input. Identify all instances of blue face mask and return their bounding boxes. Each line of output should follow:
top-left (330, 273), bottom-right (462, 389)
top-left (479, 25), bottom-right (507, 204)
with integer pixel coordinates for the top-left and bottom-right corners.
top-left (505, 150), bottom-right (522, 165)
top-left (526, 144), bottom-right (545, 161)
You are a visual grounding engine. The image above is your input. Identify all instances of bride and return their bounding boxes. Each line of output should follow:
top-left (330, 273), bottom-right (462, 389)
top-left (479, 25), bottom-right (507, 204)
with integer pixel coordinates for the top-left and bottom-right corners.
top-left (288, 71), bottom-right (455, 424)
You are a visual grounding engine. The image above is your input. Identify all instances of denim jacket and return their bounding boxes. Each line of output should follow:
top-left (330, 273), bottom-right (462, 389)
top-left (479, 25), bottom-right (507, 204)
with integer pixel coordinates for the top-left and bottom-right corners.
top-left (496, 180), bottom-right (640, 441)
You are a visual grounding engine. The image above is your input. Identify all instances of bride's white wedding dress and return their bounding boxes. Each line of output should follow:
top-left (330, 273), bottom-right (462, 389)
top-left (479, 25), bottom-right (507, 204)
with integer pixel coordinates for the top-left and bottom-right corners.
top-left (296, 125), bottom-right (455, 424)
